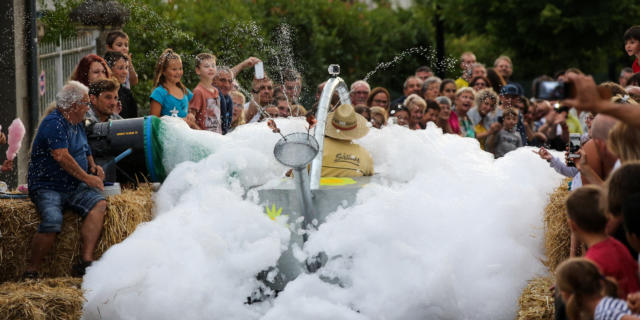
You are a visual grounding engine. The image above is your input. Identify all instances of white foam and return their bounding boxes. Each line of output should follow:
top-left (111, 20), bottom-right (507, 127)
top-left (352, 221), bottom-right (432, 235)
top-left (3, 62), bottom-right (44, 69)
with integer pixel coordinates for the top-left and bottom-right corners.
top-left (82, 119), bottom-right (562, 319)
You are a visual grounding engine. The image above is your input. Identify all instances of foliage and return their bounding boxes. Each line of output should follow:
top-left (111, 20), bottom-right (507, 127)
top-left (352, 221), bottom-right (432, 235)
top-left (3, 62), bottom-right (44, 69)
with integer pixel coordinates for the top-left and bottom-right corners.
top-left (432, 0), bottom-right (640, 80)
top-left (37, 0), bottom-right (640, 111)
top-left (38, 0), bottom-right (81, 43)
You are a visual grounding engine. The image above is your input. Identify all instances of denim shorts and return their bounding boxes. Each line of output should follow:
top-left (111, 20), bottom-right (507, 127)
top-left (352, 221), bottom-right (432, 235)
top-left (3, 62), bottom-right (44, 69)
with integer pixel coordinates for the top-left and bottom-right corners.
top-left (31, 183), bottom-right (106, 233)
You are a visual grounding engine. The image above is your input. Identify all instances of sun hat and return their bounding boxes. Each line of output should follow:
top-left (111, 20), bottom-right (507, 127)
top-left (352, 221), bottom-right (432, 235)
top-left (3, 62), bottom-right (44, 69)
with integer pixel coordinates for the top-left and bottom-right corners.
top-left (325, 104), bottom-right (369, 140)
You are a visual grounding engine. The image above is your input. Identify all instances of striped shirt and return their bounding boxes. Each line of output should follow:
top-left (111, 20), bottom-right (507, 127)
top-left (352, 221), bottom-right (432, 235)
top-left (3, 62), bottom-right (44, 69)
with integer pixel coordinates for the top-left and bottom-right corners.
top-left (594, 297), bottom-right (631, 320)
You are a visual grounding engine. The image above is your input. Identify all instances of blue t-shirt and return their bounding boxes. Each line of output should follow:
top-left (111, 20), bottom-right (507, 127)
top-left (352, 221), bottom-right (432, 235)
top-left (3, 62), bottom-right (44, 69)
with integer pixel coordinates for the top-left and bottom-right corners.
top-left (150, 86), bottom-right (193, 118)
top-left (28, 109), bottom-right (92, 193)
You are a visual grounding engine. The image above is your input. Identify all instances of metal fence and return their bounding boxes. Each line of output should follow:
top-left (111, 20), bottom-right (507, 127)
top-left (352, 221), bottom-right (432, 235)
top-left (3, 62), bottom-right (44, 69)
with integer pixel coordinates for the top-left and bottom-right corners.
top-left (37, 33), bottom-right (97, 117)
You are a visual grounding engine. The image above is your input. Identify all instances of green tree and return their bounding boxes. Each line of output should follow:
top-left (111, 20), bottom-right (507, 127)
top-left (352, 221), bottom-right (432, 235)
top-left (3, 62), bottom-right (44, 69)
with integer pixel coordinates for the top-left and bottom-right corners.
top-left (435, 0), bottom-right (640, 81)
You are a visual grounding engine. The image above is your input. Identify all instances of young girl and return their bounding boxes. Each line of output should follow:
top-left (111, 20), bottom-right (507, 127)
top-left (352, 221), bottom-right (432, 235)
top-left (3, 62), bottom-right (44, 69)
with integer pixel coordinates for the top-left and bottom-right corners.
top-left (150, 49), bottom-right (196, 127)
top-left (105, 31), bottom-right (138, 88)
top-left (189, 53), bottom-right (221, 133)
top-left (556, 258), bottom-right (639, 320)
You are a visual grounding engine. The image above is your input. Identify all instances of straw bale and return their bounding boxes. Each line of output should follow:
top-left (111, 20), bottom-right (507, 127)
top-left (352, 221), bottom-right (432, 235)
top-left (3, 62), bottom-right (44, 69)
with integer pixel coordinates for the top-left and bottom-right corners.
top-left (516, 276), bottom-right (555, 320)
top-left (0, 185), bottom-right (153, 283)
top-left (542, 179), bottom-right (572, 273)
top-left (0, 277), bottom-right (83, 320)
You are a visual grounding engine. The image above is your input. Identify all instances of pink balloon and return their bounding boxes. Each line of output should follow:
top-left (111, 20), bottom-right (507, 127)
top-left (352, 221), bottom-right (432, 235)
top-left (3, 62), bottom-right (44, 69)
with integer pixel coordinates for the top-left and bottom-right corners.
top-left (6, 119), bottom-right (25, 161)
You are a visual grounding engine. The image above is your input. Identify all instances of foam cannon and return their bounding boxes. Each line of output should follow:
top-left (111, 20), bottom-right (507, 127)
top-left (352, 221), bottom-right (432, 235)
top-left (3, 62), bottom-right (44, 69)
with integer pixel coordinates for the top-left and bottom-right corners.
top-left (86, 116), bottom-right (180, 183)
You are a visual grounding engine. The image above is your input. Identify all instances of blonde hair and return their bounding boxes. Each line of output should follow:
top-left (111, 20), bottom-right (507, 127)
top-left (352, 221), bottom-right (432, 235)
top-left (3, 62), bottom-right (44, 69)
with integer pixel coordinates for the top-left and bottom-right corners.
top-left (153, 48), bottom-right (187, 94)
top-left (403, 94), bottom-right (426, 112)
top-left (370, 106), bottom-right (388, 121)
top-left (229, 90), bottom-right (246, 128)
top-left (455, 86), bottom-right (475, 98)
top-left (291, 104), bottom-right (307, 117)
top-left (608, 122), bottom-right (640, 163)
top-left (474, 88), bottom-right (498, 108)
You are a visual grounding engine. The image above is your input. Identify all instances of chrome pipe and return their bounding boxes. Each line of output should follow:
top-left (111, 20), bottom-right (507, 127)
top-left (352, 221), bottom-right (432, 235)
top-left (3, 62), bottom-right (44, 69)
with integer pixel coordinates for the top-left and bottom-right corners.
top-left (309, 76), bottom-right (351, 189)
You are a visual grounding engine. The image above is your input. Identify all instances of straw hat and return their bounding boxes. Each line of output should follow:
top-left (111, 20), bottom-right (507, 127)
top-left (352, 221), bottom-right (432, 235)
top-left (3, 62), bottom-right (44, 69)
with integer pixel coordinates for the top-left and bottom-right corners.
top-left (325, 104), bottom-right (369, 140)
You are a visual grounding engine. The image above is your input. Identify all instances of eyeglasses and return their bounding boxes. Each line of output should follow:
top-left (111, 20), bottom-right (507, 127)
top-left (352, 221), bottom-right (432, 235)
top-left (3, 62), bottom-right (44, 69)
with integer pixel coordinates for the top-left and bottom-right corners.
top-left (353, 91), bottom-right (369, 95)
top-left (77, 101), bottom-right (91, 107)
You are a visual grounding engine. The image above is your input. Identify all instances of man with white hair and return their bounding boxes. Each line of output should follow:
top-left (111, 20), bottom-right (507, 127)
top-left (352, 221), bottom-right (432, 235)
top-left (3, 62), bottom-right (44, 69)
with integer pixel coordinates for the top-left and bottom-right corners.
top-left (24, 81), bottom-right (107, 279)
top-left (349, 80), bottom-right (370, 106)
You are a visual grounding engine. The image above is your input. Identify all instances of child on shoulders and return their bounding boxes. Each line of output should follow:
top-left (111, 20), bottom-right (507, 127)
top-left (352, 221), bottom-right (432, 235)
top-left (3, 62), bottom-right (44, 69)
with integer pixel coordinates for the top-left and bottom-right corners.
top-left (624, 26), bottom-right (640, 74)
top-left (487, 108), bottom-right (522, 158)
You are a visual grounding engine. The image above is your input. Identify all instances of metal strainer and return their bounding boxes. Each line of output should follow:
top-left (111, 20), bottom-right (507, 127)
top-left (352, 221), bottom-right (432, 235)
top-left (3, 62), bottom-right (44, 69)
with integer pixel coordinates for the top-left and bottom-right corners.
top-left (273, 132), bottom-right (319, 169)
top-left (272, 132), bottom-right (319, 230)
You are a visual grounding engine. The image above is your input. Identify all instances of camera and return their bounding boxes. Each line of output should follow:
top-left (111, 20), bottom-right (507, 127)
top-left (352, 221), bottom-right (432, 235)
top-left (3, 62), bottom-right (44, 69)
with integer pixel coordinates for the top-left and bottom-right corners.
top-left (328, 64), bottom-right (340, 76)
top-left (566, 133), bottom-right (582, 167)
top-left (535, 81), bottom-right (575, 100)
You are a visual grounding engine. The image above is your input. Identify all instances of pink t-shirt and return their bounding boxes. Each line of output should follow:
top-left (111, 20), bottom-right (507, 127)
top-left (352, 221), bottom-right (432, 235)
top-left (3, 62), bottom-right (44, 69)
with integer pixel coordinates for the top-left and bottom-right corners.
top-left (189, 84), bottom-right (222, 133)
top-left (586, 237), bottom-right (640, 298)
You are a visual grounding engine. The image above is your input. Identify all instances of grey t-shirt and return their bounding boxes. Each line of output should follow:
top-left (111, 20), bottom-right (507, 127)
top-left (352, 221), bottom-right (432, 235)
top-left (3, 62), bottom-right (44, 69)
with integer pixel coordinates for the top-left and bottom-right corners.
top-left (493, 128), bottom-right (522, 158)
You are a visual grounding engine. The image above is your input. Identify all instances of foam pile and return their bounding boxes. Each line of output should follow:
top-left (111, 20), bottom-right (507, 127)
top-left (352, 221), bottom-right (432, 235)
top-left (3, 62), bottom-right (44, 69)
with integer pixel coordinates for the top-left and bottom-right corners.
top-left (82, 119), bottom-right (562, 320)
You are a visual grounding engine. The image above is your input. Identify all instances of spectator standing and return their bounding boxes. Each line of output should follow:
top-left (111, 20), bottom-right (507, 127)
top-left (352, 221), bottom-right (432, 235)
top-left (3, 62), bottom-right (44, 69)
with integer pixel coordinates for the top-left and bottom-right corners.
top-left (189, 53), bottom-right (223, 133)
top-left (349, 80), bottom-right (370, 106)
top-left (105, 31), bottom-right (138, 88)
top-left (415, 66), bottom-right (434, 81)
top-left (439, 79), bottom-right (457, 103)
top-left (366, 87), bottom-right (391, 112)
top-left (404, 94), bottom-right (426, 130)
top-left (102, 51), bottom-right (137, 118)
top-left (390, 76), bottom-right (423, 112)
top-left (150, 49), bottom-right (196, 129)
top-left (212, 66), bottom-right (234, 134)
top-left (453, 87), bottom-right (476, 138)
top-left (566, 186), bottom-right (640, 298)
top-left (455, 51), bottom-right (476, 88)
top-left (620, 67), bottom-right (634, 87)
top-left (70, 54), bottom-right (110, 87)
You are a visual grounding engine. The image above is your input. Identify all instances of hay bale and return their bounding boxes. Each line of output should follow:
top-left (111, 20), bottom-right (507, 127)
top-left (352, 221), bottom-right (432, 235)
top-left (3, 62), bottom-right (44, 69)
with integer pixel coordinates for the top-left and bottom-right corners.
top-left (0, 185), bottom-right (153, 283)
top-left (0, 277), bottom-right (83, 320)
top-left (516, 276), bottom-right (555, 320)
top-left (543, 179), bottom-right (572, 272)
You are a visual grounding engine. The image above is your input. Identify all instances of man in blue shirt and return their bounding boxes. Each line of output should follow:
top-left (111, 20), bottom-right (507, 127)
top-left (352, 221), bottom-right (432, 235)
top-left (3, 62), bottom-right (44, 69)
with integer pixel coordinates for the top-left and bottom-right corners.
top-left (24, 81), bottom-right (106, 279)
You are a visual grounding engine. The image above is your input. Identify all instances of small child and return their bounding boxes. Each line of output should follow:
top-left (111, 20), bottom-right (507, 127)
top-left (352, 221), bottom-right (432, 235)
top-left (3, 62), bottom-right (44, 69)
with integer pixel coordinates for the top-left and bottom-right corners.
top-left (566, 185), bottom-right (640, 299)
top-left (150, 49), bottom-right (195, 127)
top-left (105, 31), bottom-right (138, 88)
top-left (555, 258), bottom-right (637, 320)
top-left (624, 26), bottom-right (640, 74)
top-left (103, 50), bottom-right (137, 118)
top-left (488, 108), bottom-right (522, 158)
top-left (189, 53), bottom-right (222, 133)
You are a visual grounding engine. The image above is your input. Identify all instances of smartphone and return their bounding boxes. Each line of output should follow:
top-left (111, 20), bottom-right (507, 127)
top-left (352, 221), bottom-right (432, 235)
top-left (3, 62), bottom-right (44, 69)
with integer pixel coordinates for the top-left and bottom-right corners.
top-left (535, 81), bottom-right (575, 100)
top-left (566, 133), bottom-right (582, 167)
top-left (254, 62), bottom-right (264, 79)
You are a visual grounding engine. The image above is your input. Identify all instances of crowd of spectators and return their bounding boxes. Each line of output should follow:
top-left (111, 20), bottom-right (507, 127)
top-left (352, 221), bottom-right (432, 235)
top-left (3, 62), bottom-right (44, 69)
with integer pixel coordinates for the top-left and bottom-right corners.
top-left (13, 25), bottom-right (640, 320)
